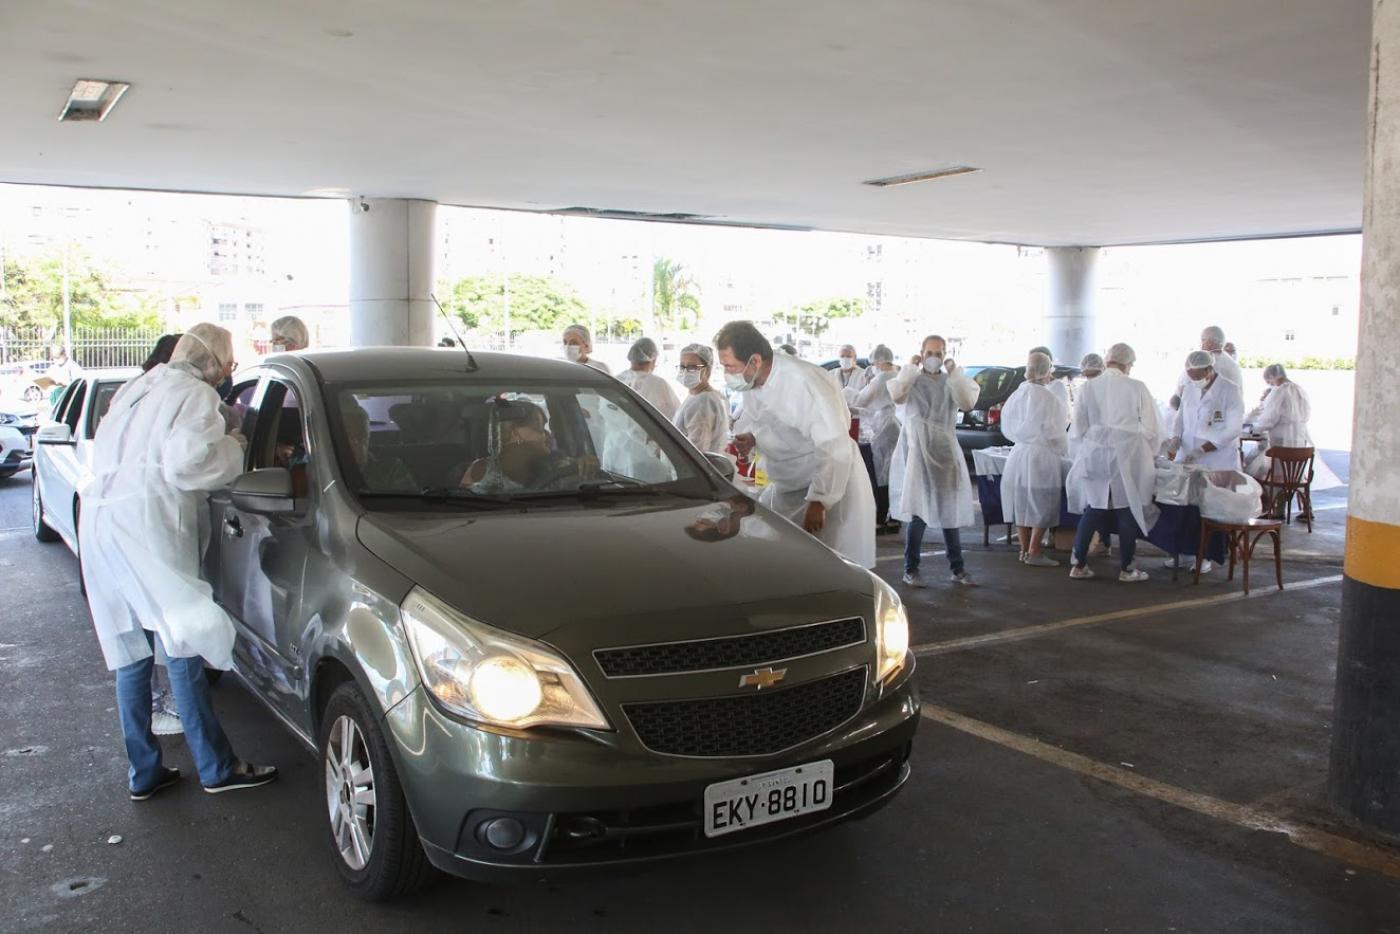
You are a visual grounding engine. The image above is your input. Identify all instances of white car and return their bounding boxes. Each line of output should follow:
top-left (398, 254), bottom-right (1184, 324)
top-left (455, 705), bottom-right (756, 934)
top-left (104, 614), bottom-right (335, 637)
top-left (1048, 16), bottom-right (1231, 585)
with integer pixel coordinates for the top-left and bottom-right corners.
top-left (32, 371), bottom-right (139, 569)
top-left (0, 401), bottom-right (40, 479)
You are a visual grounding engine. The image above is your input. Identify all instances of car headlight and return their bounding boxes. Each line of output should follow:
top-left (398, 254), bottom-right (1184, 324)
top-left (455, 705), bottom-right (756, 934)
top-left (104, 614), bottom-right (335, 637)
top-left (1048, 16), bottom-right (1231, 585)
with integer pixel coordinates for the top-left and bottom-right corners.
top-left (0, 414), bottom-right (17, 427)
top-left (871, 574), bottom-right (910, 683)
top-left (400, 587), bottom-right (609, 731)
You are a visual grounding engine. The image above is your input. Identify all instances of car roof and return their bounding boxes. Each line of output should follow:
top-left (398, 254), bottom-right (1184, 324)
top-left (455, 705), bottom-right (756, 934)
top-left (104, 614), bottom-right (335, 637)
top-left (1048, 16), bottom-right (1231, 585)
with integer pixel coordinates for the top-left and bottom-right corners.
top-left (276, 347), bottom-right (616, 384)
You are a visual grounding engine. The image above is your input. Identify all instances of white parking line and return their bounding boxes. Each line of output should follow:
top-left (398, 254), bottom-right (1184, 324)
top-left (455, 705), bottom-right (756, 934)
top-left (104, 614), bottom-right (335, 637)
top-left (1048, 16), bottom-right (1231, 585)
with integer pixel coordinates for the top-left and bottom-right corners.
top-left (911, 574), bottom-right (1343, 656)
top-left (876, 550), bottom-right (945, 565)
top-left (920, 703), bottom-right (1400, 881)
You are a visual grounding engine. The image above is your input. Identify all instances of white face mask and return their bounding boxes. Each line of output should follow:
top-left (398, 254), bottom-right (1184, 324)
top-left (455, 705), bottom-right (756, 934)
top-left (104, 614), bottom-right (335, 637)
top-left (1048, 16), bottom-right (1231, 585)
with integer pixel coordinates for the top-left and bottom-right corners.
top-left (564, 345), bottom-right (583, 363)
top-left (725, 358), bottom-right (758, 392)
top-left (922, 356), bottom-right (944, 375)
top-left (271, 340), bottom-right (287, 353)
top-left (678, 369), bottom-right (703, 389)
top-left (839, 356), bottom-right (856, 371)
top-left (1191, 375), bottom-right (1211, 389)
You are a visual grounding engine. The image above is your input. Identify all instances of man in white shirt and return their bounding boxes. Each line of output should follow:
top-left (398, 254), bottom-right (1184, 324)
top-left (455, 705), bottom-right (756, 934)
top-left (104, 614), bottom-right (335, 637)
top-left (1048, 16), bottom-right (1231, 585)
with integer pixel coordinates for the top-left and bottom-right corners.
top-left (717, 321), bottom-right (875, 568)
top-left (1169, 350), bottom-right (1244, 471)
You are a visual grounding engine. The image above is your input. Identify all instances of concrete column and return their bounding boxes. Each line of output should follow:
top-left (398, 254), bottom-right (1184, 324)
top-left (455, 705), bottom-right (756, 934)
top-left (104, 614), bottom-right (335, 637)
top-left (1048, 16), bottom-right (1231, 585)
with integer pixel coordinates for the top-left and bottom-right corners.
top-left (1328, 0), bottom-right (1400, 837)
top-left (349, 198), bottom-right (437, 347)
top-left (1043, 246), bottom-right (1100, 365)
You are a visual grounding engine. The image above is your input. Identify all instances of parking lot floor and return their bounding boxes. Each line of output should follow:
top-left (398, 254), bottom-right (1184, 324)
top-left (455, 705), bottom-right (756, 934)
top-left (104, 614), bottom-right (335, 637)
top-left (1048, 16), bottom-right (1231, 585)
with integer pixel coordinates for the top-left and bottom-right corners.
top-left (4, 453), bottom-right (1399, 933)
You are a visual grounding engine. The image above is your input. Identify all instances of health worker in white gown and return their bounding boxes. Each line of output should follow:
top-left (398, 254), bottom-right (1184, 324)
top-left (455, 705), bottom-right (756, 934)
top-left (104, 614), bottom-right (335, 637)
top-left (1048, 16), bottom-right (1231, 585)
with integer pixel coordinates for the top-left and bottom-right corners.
top-left (617, 336), bottom-right (681, 420)
top-left (1001, 352), bottom-right (1071, 567)
top-left (888, 334), bottom-right (981, 587)
top-left (717, 321), bottom-right (875, 568)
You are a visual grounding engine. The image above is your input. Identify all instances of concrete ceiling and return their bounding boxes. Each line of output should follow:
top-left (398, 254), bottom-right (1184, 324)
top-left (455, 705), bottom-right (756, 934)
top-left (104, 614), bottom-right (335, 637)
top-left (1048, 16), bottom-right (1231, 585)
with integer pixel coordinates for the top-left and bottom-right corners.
top-left (0, 0), bottom-right (1372, 246)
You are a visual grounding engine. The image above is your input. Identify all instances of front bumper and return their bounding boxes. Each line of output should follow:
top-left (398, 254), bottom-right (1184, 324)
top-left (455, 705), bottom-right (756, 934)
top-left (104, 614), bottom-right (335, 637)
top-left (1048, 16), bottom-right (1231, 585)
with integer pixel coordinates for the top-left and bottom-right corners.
top-left (0, 427), bottom-right (32, 472)
top-left (384, 670), bottom-right (920, 882)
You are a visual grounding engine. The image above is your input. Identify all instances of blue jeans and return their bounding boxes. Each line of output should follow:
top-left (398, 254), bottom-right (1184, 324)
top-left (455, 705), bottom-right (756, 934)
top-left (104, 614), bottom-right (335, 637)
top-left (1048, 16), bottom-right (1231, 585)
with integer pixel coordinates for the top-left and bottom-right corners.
top-left (115, 632), bottom-right (236, 790)
top-left (905, 516), bottom-right (964, 574)
top-left (1072, 507), bottom-right (1141, 571)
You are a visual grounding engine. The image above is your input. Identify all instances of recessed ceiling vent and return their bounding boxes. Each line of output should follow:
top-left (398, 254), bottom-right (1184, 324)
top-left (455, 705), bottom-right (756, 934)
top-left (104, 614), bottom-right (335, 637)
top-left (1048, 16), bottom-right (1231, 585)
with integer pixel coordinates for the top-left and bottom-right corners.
top-left (58, 79), bottom-right (130, 122)
top-left (556, 207), bottom-right (713, 223)
top-left (863, 166), bottom-right (982, 188)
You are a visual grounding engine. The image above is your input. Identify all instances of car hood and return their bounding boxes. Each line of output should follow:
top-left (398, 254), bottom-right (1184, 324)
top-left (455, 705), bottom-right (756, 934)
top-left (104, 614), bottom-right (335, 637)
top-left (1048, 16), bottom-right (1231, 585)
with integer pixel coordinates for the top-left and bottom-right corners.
top-left (356, 496), bottom-right (876, 642)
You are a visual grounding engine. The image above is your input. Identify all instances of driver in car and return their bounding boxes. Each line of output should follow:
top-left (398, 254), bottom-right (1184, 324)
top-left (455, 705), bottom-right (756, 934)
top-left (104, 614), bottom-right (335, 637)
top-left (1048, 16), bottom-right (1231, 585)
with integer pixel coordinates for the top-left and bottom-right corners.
top-left (459, 399), bottom-right (599, 494)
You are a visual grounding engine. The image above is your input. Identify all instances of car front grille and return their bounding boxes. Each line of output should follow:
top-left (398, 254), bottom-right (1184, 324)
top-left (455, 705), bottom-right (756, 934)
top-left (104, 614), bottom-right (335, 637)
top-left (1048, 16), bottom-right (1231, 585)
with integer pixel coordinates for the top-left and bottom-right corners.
top-left (594, 617), bottom-right (866, 678)
top-left (623, 666), bottom-right (867, 758)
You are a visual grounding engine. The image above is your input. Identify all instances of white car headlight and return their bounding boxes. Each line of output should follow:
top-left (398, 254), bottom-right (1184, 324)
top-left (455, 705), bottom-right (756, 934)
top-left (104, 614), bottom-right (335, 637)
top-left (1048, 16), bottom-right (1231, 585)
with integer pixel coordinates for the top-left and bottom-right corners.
top-left (871, 574), bottom-right (910, 682)
top-left (400, 587), bottom-right (609, 731)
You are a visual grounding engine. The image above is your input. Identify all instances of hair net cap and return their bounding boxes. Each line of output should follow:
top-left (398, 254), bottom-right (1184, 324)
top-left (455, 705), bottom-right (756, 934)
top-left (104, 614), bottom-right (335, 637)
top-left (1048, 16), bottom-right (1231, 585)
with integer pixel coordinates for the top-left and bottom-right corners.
top-left (172, 323), bottom-right (234, 385)
top-left (627, 337), bottom-right (659, 364)
top-left (680, 342), bottom-right (713, 367)
top-left (1105, 342), bottom-right (1136, 366)
top-left (1026, 351), bottom-right (1053, 381)
top-left (270, 315), bottom-right (309, 348)
top-left (1186, 350), bottom-right (1214, 369)
top-left (1201, 325), bottom-right (1226, 344)
top-left (562, 324), bottom-right (592, 347)
top-left (1080, 352), bottom-right (1105, 372)
top-left (1029, 345), bottom-right (1054, 361)
top-left (1263, 363), bottom-right (1287, 381)
top-left (871, 344), bottom-right (894, 364)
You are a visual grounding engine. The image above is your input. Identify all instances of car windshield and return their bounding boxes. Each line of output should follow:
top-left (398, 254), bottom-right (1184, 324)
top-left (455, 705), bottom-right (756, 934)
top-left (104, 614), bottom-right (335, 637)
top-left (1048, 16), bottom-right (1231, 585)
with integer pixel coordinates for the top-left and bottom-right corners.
top-left (962, 366), bottom-right (1019, 400)
top-left (331, 380), bottom-right (714, 502)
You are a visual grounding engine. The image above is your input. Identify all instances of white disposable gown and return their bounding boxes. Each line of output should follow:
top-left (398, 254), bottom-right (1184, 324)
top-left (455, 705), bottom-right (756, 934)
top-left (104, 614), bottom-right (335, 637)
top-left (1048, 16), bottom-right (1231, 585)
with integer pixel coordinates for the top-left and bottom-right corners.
top-left (1172, 374), bottom-right (1244, 470)
top-left (1000, 382), bottom-right (1071, 528)
top-left (1066, 368), bottom-right (1164, 534)
top-left (846, 367), bottom-right (901, 485)
top-left (1244, 381), bottom-right (1312, 478)
top-left (617, 369), bottom-right (680, 420)
top-left (735, 354), bottom-right (876, 568)
top-left (673, 387), bottom-right (730, 454)
top-left (80, 363), bottom-right (247, 671)
top-left (887, 363), bottom-right (980, 529)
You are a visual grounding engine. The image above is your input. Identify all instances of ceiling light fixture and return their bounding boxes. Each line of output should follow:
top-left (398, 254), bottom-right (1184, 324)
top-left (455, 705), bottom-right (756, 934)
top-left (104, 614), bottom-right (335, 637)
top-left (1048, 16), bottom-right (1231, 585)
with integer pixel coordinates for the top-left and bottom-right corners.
top-left (862, 166), bottom-right (982, 188)
top-left (58, 79), bottom-right (131, 122)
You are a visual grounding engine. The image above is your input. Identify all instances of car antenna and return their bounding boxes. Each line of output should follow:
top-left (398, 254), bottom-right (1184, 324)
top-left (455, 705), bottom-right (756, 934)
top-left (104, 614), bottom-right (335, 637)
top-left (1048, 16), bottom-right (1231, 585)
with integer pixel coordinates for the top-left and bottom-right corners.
top-left (430, 292), bottom-right (480, 372)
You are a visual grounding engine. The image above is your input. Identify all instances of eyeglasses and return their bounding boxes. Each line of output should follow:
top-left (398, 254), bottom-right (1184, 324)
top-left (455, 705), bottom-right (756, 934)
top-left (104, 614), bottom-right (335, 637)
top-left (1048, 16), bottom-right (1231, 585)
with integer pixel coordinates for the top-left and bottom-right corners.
top-left (677, 363), bottom-right (707, 372)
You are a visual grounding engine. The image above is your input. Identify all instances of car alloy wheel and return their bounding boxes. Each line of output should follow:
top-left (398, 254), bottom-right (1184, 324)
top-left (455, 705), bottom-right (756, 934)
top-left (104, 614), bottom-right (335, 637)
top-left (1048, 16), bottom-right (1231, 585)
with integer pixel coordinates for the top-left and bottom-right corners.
top-left (325, 714), bottom-right (378, 871)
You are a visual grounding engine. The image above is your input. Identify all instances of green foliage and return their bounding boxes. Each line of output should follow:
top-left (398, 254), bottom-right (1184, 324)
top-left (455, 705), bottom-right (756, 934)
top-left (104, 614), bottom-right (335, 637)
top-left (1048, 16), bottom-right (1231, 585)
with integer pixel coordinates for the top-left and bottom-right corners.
top-left (652, 258), bottom-right (701, 333)
top-left (1238, 354), bottom-right (1355, 371)
top-left (772, 296), bottom-right (865, 338)
top-left (1, 249), bottom-right (163, 330)
top-left (438, 274), bottom-right (588, 338)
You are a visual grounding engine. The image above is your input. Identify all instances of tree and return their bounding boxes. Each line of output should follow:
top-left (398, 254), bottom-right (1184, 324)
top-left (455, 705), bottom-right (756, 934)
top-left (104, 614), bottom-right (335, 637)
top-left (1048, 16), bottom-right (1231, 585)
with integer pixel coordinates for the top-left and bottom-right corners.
top-left (1, 248), bottom-right (163, 331)
top-left (652, 258), bottom-right (701, 334)
top-left (438, 274), bottom-right (589, 338)
top-left (772, 296), bottom-right (865, 339)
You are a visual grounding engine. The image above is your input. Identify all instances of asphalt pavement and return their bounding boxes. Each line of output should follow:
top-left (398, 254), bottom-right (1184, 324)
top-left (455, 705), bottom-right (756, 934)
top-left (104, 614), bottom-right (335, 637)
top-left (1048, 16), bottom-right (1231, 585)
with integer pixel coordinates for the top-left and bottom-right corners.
top-left (3, 455), bottom-right (1399, 933)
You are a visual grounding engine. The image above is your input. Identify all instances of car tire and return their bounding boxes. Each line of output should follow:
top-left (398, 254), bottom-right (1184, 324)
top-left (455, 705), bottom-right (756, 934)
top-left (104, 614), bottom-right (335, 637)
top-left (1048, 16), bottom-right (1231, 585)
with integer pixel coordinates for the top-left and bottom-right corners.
top-left (33, 479), bottom-right (60, 543)
top-left (320, 682), bottom-right (439, 900)
top-left (0, 468), bottom-right (17, 480)
top-left (73, 498), bottom-right (87, 597)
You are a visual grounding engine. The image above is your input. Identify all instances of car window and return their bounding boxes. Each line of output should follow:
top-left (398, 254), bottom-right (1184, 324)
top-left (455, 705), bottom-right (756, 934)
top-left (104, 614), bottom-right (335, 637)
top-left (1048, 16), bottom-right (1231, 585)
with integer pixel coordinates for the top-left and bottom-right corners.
top-left (227, 380), bottom-right (259, 437)
top-left (51, 381), bottom-right (80, 423)
top-left (963, 366), bottom-right (1018, 400)
top-left (90, 381), bottom-right (127, 435)
top-left (332, 380), bottom-right (707, 500)
top-left (62, 381), bottom-right (88, 433)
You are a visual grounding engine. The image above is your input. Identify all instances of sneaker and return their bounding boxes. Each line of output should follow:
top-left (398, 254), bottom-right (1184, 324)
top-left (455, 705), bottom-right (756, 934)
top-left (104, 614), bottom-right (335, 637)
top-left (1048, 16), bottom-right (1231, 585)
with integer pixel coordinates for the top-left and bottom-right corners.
top-left (203, 761), bottom-right (279, 794)
top-left (130, 766), bottom-right (181, 801)
top-left (1018, 551), bottom-right (1027, 563)
top-left (1069, 565), bottom-right (1095, 580)
top-left (1195, 559), bottom-right (1214, 574)
top-left (901, 571), bottom-right (926, 588)
top-left (1119, 568), bottom-right (1150, 583)
top-left (950, 571), bottom-right (977, 586)
top-left (151, 708), bottom-right (183, 737)
top-left (1023, 553), bottom-right (1060, 568)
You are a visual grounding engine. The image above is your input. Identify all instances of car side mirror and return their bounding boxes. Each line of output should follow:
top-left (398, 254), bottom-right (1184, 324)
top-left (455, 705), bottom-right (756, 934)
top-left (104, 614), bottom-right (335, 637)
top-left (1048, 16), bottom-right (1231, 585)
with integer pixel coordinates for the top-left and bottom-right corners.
top-left (703, 451), bottom-right (737, 481)
top-left (36, 423), bottom-right (74, 446)
top-left (230, 468), bottom-right (298, 515)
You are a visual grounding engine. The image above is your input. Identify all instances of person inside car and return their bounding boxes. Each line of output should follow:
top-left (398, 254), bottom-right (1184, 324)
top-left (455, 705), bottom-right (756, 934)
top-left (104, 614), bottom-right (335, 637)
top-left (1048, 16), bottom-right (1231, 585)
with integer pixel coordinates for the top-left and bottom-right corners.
top-left (460, 398), bottom-right (599, 494)
top-left (341, 401), bottom-right (417, 492)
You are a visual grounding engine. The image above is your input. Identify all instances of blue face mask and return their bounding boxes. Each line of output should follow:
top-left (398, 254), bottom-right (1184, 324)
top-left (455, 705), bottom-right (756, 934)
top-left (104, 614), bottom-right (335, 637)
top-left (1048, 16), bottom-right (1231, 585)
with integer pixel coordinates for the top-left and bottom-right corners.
top-left (724, 358), bottom-right (758, 392)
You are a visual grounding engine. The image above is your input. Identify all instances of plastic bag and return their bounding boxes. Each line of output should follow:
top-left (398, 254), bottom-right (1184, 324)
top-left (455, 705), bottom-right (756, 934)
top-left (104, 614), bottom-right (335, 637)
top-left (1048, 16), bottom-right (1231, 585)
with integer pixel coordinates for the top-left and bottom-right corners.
top-left (1154, 464), bottom-right (1192, 506)
top-left (1198, 469), bottom-right (1263, 523)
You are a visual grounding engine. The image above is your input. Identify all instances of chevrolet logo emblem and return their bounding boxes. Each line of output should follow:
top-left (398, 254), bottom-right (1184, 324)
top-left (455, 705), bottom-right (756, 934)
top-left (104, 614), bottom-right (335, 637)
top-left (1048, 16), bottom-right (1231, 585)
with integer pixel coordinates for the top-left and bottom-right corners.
top-left (739, 667), bottom-right (787, 690)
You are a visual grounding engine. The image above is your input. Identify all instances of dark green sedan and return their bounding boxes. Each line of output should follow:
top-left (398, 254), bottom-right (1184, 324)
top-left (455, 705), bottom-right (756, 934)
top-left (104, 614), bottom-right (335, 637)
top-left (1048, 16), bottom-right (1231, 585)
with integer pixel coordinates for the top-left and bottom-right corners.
top-left (206, 347), bottom-right (919, 900)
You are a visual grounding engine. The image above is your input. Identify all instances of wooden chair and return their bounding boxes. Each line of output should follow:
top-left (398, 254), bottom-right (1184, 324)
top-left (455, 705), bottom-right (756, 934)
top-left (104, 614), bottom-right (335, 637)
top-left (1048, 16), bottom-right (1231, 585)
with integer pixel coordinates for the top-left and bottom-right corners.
top-left (1258, 446), bottom-right (1315, 533)
top-left (1195, 516), bottom-right (1284, 595)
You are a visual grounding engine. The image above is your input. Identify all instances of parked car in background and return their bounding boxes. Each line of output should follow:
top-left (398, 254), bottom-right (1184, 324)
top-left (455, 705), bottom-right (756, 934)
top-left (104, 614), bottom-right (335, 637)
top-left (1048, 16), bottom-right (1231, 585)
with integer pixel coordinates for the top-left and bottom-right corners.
top-left (202, 348), bottom-right (918, 899)
top-left (0, 361), bottom-right (55, 403)
top-left (32, 370), bottom-right (138, 568)
top-left (955, 363), bottom-right (1082, 464)
top-left (0, 401), bottom-right (40, 479)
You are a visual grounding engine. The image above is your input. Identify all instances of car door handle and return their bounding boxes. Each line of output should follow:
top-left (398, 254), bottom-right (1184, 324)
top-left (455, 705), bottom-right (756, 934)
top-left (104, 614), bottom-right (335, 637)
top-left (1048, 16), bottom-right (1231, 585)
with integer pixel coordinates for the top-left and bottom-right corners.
top-left (224, 517), bottom-right (243, 538)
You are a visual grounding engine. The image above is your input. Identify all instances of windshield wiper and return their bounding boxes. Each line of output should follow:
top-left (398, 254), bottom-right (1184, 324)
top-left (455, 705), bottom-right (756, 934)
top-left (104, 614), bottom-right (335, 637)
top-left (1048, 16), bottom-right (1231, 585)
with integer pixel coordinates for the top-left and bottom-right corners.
top-left (354, 488), bottom-right (519, 508)
top-left (512, 481), bottom-right (713, 502)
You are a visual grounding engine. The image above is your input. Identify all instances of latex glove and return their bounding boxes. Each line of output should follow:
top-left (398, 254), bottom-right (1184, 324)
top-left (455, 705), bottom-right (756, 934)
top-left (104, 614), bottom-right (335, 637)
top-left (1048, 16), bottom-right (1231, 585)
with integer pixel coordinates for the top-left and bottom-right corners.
top-left (1182, 447), bottom-right (1205, 465)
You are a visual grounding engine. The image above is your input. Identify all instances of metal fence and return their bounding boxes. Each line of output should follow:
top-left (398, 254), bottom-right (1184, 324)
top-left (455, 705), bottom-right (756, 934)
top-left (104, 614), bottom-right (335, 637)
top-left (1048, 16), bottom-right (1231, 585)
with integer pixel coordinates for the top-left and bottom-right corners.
top-left (0, 327), bottom-right (164, 370)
